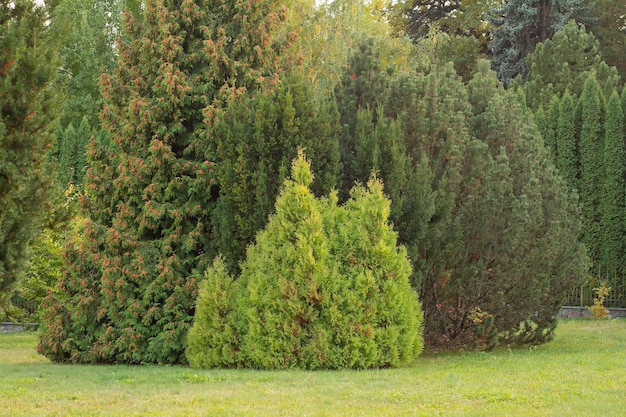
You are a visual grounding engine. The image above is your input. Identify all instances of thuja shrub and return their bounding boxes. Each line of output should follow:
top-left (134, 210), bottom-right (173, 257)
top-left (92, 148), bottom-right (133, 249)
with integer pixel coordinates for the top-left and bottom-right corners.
top-left (187, 151), bottom-right (423, 369)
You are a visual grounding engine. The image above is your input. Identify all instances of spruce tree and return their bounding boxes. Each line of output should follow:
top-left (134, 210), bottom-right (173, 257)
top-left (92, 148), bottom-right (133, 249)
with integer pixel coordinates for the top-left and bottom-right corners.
top-left (578, 75), bottom-right (605, 266)
top-left (488, 0), bottom-right (593, 84)
top-left (39, 0), bottom-right (288, 364)
top-left (556, 90), bottom-right (579, 191)
top-left (599, 90), bottom-right (625, 277)
top-left (0, 0), bottom-right (62, 296)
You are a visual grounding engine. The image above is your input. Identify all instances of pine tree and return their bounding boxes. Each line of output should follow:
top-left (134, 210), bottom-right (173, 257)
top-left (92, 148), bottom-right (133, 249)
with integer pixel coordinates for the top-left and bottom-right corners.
top-left (556, 90), bottom-right (579, 191)
top-left (416, 63), bottom-right (588, 350)
top-left (599, 90), bottom-right (625, 277)
top-left (521, 21), bottom-right (620, 112)
top-left (39, 0), bottom-right (288, 364)
top-left (488, 0), bottom-right (594, 84)
top-left (0, 0), bottom-right (62, 297)
top-left (578, 75), bottom-right (605, 266)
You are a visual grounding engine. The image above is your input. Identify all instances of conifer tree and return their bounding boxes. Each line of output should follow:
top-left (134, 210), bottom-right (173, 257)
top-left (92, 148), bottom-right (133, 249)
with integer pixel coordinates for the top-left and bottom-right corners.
top-left (622, 86), bottom-right (626, 135)
top-left (58, 117), bottom-right (91, 187)
top-left (556, 90), bottom-right (579, 191)
top-left (416, 63), bottom-right (588, 350)
top-left (542, 97), bottom-right (560, 157)
top-left (578, 75), bottom-right (605, 266)
top-left (0, 0), bottom-right (62, 296)
top-left (188, 151), bottom-right (423, 369)
top-left (521, 21), bottom-right (620, 112)
top-left (212, 71), bottom-right (341, 272)
top-left (599, 90), bottom-right (625, 276)
top-left (39, 0), bottom-right (288, 364)
top-left (335, 37), bottom-right (389, 199)
top-left (489, 0), bottom-right (593, 84)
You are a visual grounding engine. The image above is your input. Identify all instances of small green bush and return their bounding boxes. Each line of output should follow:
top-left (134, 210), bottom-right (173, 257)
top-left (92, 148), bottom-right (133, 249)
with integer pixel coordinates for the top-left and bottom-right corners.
top-left (187, 150), bottom-right (423, 369)
top-left (588, 283), bottom-right (611, 319)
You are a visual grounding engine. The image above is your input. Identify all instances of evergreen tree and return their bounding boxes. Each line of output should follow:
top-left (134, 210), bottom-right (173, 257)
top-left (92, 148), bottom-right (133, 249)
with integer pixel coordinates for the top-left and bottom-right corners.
top-left (599, 90), bottom-right (625, 276)
top-left (335, 37), bottom-right (389, 199)
top-left (556, 90), bottom-right (579, 191)
top-left (58, 117), bottom-right (91, 187)
top-left (466, 70), bottom-right (586, 347)
top-left (39, 0), bottom-right (288, 364)
top-left (578, 75), bottom-right (605, 266)
top-left (588, 0), bottom-right (626, 82)
top-left (416, 63), bottom-right (588, 350)
top-left (541, 97), bottom-right (560, 157)
top-left (520, 21), bottom-right (620, 112)
top-left (0, 0), bottom-right (62, 297)
top-left (212, 71), bottom-right (341, 272)
top-left (188, 151), bottom-right (423, 369)
top-left (488, 0), bottom-right (594, 84)
top-left (622, 86), bottom-right (626, 135)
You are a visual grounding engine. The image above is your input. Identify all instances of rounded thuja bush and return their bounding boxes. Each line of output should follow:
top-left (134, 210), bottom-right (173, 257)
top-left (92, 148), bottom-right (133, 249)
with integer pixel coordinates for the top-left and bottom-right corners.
top-left (187, 150), bottom-right (423, 369)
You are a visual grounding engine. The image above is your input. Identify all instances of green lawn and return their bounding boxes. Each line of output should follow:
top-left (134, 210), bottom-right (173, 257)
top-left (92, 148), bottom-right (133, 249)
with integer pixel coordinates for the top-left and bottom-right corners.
top-left (1, 319), bottom-right (625, 416)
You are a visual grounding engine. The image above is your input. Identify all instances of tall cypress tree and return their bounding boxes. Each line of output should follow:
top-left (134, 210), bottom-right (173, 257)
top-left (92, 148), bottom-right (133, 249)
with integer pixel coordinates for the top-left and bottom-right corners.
top-left (621, 86), bottom-right (626, 136)
top-left (543, 97), bottom-right (560, 157)
top-left (58, 117), bottom-right (91, 187)
top-left (0, 0), bottom-right (61, 297)
top-left (578, 75), bottom-right (605, 266)
top-left (599, 90), bottom-right (625, 277)
top-left (556, 90), bottom-right (579, 191)
top-left (39, 0), bottom-right (288, 364)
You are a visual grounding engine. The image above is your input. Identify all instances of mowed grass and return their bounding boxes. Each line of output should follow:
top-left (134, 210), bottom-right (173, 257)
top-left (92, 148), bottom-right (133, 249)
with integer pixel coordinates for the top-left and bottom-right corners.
top-left (1, 320), bottom-right (625, 416)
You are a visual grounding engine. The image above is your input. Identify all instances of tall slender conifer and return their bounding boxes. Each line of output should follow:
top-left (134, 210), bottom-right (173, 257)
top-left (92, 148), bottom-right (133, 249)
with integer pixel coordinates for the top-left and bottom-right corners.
top-left (39, 0), bottom-right (288, 364)
top-left (578, 76), bottom-right (605, 266)
top-left (556, 90), bottom-right (578, 191)
top-left (599, 91), bottom-right (625, 276)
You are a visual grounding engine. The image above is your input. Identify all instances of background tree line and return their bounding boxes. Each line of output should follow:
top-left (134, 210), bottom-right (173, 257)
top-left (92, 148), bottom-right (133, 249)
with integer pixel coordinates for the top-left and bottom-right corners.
top-left (1, 0), bottom-right (623, 367)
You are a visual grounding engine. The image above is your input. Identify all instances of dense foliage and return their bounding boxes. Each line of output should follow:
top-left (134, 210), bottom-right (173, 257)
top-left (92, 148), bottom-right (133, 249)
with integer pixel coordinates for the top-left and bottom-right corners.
top-left (488, 0), bottom-right (593, 84)
top-left (187, 152), bottom-right (423, 369)
top-left (0, 1), bottom-right (62, 300)
top-left (39, 0), bottom-right (288, 364)
top-left (11, 0), bottom-right (616, 365)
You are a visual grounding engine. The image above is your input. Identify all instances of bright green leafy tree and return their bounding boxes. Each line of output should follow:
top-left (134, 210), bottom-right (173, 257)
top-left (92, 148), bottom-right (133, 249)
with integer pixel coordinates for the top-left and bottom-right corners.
top-left (187, 151), bottom-right (423, 369)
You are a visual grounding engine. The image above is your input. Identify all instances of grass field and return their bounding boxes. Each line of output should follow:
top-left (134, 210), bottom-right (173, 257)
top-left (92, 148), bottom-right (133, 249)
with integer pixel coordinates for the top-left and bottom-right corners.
top-left (1, 319), bottom-right (625, 416)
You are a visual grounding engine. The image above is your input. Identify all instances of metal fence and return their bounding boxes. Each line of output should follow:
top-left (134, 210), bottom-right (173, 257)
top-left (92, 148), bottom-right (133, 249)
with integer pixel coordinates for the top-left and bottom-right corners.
top-left (564, 269), bottom-right (626, 308)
